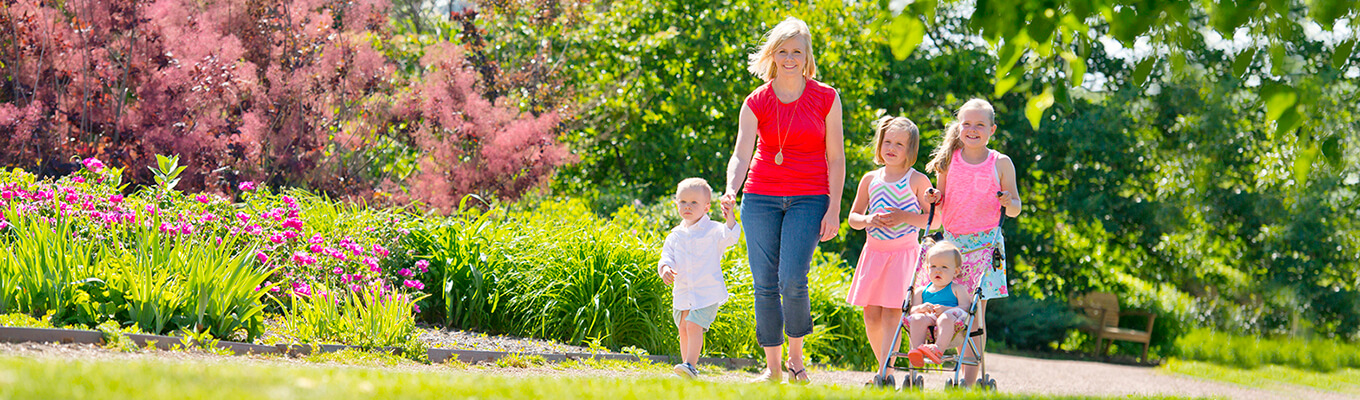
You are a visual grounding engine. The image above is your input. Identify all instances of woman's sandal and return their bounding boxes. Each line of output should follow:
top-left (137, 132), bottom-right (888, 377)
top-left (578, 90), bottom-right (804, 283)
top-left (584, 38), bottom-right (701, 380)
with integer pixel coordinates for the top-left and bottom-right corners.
top-left (785, 361), bottom-right (810, 384)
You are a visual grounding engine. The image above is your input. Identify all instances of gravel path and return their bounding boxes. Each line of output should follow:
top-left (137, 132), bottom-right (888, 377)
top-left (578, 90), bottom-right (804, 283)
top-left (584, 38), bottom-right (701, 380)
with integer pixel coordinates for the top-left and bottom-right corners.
top-left (1, 342), bottom-right (1352, 399)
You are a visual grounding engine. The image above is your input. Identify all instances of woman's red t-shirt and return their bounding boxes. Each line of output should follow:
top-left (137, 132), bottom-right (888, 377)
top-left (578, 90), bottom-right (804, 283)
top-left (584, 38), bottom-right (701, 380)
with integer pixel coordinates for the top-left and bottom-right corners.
top-left (743, 79), bottom-right (837, 197)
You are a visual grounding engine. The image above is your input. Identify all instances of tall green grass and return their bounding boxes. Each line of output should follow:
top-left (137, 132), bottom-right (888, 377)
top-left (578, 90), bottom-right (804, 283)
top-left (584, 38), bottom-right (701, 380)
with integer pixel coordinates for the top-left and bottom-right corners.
top-left (1175, 329), bottom-right (1360, 372)
top-left (0, 212), bottom-right (103, 325)
top-left (281, 281), bottom-right (427, 350)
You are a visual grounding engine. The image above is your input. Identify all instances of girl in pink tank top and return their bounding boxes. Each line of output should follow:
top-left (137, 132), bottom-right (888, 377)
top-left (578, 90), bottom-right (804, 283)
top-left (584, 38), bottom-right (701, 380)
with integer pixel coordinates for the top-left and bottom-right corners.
top-left (923, 98), bottom-right (1023, 388)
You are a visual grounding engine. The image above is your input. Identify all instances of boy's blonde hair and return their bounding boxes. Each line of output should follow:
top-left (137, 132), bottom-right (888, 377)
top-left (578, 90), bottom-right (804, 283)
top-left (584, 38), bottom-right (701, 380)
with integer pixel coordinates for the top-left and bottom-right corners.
top-left (871, 116), bottom-right (920, 166)
top-left (926, 98), bottom-right (996, 174)
top-left (675, 177), bottom-right (713, 200)
top-left (747, 17), bottom-right (818, 81)
top-left (924, 239), bottom-right (963, 271)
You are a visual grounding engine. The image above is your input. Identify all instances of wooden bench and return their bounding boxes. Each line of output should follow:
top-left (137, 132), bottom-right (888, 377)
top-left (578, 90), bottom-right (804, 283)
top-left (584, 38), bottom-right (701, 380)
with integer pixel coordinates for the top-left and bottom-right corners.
top-left (1071, 292), bottom-right (1156, 361)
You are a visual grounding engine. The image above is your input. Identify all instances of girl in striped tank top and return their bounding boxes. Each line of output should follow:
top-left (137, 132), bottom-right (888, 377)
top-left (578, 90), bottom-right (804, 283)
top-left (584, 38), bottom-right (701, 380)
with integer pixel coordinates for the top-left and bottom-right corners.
top-left (925, 98), bottom-right (1023, 387)
top-left (846, 116), bottom-right (939, 369)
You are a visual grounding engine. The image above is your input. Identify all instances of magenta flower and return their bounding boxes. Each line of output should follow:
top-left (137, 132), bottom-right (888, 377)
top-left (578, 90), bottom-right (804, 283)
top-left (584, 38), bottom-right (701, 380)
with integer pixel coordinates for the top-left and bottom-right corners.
top-left (269, 234), bottom-right (285, 244)
top-left (308, 233), bottom-right (325, 244)
top-left (403, 280), bottom-right (425, 290)
top-left (282, 195), bottom-right (297, 208)
top-left (195, 194), bottom-right (211, 204)
top-left (200, 213), bottom-right (218, 223)
top-left (145, 204), bottom-right (158, 215)
top-left (283, 231), bottom-right (300, 240)
top-left (239, 181), bottom-right (256, 191)
top-left (159, 222), bottom-right (176, 234)
top-left (372, 244), bottom-right (390, 257)
top-left (109, 194), bottom-right (124, 203)
top-left (0, 221), bottom-right (7, 230)
top-left (415, 260), bottom-right (430, 273)
top-left (363, 257), bottom-right (378, 268)
top-left (255, 252), bottom-right (269, 264)
top-left (332, 266), bottom-right (344, 275)
top-left (72, 176), bottom-right (86, 183)
top-left (398, 268), bottom-right (413, 278)
top-left (180, 224), bottom-right (195, 235)
top-left (82, 158), bottom-right (105, 173)
top-left (282, 218), bottom-right (303, 230)
top-left (236, 212), bottom-right (251, 223)
top-left (309, 244), bottom-right (323, 253)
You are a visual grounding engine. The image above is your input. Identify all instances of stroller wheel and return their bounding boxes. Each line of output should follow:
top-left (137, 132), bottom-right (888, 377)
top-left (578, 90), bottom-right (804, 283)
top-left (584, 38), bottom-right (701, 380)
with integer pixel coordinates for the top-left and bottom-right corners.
top-left (870, 374), bottom-right (894, 389)
top-left (912, 375), bottom-right (924, 389)
top-left (945, 378), bottom-right (957, 388)
top-left (884, 374), bottom-right (896, 390)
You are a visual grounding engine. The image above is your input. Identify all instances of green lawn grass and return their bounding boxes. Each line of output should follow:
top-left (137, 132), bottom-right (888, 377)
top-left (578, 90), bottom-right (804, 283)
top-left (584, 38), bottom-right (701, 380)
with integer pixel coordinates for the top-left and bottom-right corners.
top-left (0, 354), bottom-right (1188, 400)
top-left (1164, 359), bottom-right (1360, 395)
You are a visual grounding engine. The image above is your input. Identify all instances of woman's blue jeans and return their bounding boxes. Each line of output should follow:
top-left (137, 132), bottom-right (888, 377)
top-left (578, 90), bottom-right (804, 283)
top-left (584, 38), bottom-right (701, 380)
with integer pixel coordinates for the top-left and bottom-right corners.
top-left (741, 193), bottom-right (828, 347)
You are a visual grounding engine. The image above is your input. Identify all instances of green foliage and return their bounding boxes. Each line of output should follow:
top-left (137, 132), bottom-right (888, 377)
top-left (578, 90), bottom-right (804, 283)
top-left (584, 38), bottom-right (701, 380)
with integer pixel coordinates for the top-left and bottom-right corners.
top-left (987, 294), bottom-right (1086, 351)
top-left (280, 283), bottom-right (426, 351)
top-left (0, 213), bottom-right (102, 325)
top-left (1175, 329), bottom-right (1360, 373)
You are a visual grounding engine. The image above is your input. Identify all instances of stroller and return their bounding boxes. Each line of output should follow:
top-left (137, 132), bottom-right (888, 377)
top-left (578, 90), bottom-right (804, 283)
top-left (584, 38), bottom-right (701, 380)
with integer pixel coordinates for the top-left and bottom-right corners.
top-left (870, 192), bottom-right (1008, 390)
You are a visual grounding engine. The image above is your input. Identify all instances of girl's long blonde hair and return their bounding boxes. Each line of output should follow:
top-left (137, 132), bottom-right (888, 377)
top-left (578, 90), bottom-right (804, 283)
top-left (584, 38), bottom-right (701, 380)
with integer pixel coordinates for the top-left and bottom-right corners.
top-left (747, 17), bottom-right (818, 81)
top-left (925, 98), bottom-right (995, 174)
top-left (871, 115), bottom-right (919, 167)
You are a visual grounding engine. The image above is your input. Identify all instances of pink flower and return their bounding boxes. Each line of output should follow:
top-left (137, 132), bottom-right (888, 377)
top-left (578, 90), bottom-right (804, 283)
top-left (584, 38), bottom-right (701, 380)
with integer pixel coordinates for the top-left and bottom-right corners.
top-left (109, 194), bottom-right (124, 204)
top-left (372, 244), bottom-right (390, 257)
top-left (415, 260), bottom-right (430, 273)
top-left (398, 268), bottom-right (413, 277)
top-left (72, 176), bottom-right (86, 183)
top-left (195, 194), bottom-right (211, 204)
top-left (239, 181), bottom-right (256, 191)
top-left (403, 280), bottom-right (425, 290)
top-left (282, 218), bottom-right (303, 230)
top-left (159, 222), bottom-right (176, 234)
top-left (0, 221), bottom-right (7, 230)
top-left (308, 233), bottom-right (325, 244)
top-left (363, 257), bottom-right (379, 268)
top-left (144, 204), bottom-right (158, 215)
top-left (283, 231), bottom-right (300, 240)
top-left (282, 195), bottom-right (297, 207)
top-left (200, 213), bottom-right (218, 223)
top-left (332, 266), bottom-right (344, 275)
top-left (269, 234), bottom-right (285, 244)
top-left (309, 244), bottom-right (323, 253)
top-left (245, 224), bottom-right (263, 236)
top-left (413, 304), bottom-right (422, 314)
top-left (82, 158), bottom-right (105, 173)
top-left (180, 224), bottom-right (195, 235)
top-left (255, 252), bottom-right (269, 264)
top-left (236, 212), bottom-right (250, 223)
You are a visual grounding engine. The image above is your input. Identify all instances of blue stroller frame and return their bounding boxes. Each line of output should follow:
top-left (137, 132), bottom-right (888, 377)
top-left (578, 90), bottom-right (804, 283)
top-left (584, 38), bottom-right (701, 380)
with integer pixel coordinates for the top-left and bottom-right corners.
top-left (870, 199), bottom-right (1007, 390)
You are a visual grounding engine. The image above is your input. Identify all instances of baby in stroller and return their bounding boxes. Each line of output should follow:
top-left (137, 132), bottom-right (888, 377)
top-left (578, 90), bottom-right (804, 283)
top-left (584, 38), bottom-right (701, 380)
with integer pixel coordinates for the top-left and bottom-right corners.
top-left (904, 240), bottom-right (972, 368)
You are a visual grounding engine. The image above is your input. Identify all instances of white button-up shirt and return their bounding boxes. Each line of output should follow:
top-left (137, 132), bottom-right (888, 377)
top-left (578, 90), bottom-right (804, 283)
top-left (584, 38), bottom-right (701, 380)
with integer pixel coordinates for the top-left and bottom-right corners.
top-left (659, 215), bottom-right (742, 310)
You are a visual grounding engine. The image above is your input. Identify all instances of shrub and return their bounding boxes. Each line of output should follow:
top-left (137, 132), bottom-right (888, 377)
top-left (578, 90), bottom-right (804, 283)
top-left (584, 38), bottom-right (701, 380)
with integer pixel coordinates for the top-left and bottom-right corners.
top-left (986, 293), bottom-right (1087, 351)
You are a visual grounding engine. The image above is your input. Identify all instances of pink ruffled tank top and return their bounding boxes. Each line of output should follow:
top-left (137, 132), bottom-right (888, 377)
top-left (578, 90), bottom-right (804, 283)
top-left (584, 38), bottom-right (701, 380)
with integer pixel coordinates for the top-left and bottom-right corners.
top-left (941, 149), bottom-right (1002, 235)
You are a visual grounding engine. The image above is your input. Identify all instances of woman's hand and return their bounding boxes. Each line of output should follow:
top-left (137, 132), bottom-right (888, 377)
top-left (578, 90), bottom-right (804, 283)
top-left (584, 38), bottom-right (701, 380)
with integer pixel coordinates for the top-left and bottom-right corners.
top-left (721, 191), bottom-right (738, 213)
top-left (819, 210), bottom-right (839, 242)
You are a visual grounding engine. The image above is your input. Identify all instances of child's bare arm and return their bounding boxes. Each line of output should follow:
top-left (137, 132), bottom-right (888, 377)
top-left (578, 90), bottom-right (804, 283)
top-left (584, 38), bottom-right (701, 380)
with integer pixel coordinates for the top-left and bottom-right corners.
top-left (954, 285), bottom-right (973, 312)
top-left (996, 154), bottom-right (1021, 217)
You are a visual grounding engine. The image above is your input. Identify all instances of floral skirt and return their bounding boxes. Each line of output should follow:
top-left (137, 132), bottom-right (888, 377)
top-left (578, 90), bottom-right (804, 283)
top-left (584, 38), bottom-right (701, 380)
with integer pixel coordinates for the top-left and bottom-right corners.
top-left (944, 227), bottom-right (1009, 300)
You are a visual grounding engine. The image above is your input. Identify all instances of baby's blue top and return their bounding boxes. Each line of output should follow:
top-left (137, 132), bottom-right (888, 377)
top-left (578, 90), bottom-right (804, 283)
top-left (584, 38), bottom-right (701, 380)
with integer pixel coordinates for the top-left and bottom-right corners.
top-left (922, 282), bottom-right (959, 307)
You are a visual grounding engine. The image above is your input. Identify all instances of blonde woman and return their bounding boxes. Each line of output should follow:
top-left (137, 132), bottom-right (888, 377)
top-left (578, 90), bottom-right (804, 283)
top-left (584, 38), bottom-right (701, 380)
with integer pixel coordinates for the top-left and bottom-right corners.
top-left (720, 16), bottom-right (845, 384)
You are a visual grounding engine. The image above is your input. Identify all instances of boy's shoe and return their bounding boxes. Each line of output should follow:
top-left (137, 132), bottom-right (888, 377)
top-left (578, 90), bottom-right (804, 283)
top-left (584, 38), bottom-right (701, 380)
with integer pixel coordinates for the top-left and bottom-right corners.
top-left (673, 362), bottom-right (697, 379)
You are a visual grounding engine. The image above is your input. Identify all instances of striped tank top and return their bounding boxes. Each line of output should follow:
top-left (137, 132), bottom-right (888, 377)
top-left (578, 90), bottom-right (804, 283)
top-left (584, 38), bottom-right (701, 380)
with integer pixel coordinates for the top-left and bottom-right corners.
top-left (867, 168), bottom-right (921, 240)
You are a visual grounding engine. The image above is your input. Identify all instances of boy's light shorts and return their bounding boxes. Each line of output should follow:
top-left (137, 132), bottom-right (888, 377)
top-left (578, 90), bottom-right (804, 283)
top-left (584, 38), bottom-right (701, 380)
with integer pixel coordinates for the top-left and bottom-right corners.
top-left (673, 302), bottom-right (722, 331)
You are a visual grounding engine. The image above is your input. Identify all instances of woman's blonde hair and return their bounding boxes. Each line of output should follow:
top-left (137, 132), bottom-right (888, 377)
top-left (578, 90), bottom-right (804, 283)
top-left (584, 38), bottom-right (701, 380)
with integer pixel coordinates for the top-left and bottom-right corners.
top-left (925, 98), bottom-right (996, 174)
top-left (747, 17), bottom-right (818, 81)
top-left (871, 116), bottom-right (920, 167)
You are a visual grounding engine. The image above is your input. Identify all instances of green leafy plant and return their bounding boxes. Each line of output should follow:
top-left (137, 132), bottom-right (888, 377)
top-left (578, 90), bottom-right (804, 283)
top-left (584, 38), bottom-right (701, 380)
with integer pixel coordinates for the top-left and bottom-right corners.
top-left (148, 154), bottom-right (188, 194)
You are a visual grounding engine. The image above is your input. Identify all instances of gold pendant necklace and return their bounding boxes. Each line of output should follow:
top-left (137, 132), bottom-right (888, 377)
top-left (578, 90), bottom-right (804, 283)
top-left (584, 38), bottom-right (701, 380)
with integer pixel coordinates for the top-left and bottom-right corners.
top-left (775, 100), bottom-right (790, 165)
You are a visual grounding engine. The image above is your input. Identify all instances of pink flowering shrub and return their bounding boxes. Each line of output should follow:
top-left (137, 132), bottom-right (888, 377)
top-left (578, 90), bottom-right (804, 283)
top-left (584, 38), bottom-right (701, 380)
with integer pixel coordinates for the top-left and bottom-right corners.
top-left (0, 0), bottom-right (569, 204)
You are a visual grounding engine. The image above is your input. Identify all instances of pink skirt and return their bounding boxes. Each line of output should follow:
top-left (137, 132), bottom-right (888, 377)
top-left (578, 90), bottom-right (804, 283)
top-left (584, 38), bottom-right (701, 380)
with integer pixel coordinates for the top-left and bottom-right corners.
top-left (846, 236), bottom-right (922, 308)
